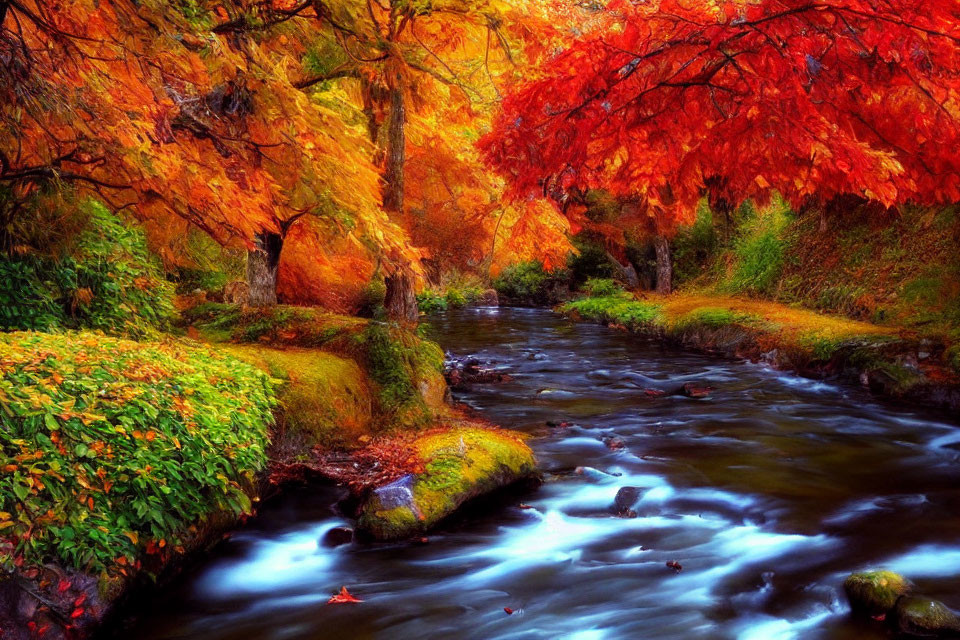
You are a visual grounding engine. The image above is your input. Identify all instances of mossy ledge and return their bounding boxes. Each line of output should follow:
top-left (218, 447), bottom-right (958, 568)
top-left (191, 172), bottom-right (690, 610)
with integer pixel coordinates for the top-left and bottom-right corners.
top-left (559, 292), bottom-right (960, 412)
top-left (356, 427), bottom-right (539, 541)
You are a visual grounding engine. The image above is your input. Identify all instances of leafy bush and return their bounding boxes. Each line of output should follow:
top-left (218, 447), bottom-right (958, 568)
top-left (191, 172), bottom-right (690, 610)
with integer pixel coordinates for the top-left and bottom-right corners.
top-left (560, 295), bottom-right (661, 328)
top-left (0, 332), bottom-right (275, 576)
top-left (493, 261), bottom-right (570, 305)
top-left (416, 285), bottom-right (488, 314)
top-left (672, 201), bottom-right (720, 286)
top-left (722, 200), bottom-right (793, 295)
top-left (0, 201), bottom-right (174, 338)
top-left (583, 278), bottom-right (622, 297)
top-left (417, 291), bottom-right (448, 314)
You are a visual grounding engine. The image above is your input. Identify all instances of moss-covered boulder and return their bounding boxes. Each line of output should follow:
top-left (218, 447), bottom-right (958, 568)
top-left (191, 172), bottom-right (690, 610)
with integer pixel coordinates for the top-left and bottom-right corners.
top-left (894, 596), bottom-right (960, 638)
top-left (357, 427), bottom-right (538, 540)
top-left (844, 570), bottom-right (913, 616)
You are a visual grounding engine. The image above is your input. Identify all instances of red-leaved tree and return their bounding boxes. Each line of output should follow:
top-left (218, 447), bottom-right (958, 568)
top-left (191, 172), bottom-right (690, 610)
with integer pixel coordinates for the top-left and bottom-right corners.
top-left (480, 0), bottom-right (960, 292)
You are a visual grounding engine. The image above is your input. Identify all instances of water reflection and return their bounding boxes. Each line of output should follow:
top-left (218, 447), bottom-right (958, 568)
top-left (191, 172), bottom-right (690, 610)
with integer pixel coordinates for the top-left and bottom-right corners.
top-left (115, 308), bottom-right (960, 640)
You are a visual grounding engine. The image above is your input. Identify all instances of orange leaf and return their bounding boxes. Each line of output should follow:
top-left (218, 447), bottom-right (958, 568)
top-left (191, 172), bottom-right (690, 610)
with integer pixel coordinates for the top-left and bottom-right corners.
top-left (327, 586), bottom-right (363, 604)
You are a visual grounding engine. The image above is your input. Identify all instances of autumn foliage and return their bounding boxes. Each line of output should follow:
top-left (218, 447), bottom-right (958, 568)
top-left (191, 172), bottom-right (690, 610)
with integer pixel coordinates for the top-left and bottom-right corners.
top-left (482, 0), bottom-right (960, 235)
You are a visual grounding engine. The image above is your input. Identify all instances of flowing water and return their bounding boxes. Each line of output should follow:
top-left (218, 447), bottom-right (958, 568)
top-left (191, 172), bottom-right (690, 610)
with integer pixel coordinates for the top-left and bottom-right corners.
top-left (116, 308), bottom-right (960, 639)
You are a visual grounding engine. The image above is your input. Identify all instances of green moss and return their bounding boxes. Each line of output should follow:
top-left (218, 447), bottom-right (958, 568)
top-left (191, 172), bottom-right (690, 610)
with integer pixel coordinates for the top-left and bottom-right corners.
top-left (358, 427), bottom-right (537, 540)
top-left (226, 346), bottom-right (374, 448)
top-left (673, 307), bottom-right (762, 330)
top-left (843, 570), bottom-right (913, 615)
top-left (0, 331), bottom-right (275, 577)
top-left (355, 323), bottom-right (445, 427)
top-left (894, 597), bottom-right (960, 636)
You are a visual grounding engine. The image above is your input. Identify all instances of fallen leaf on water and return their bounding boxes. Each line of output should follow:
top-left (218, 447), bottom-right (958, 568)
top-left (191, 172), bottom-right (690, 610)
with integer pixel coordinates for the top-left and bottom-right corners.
top-left (504, 607), bottom-right (514, 615)
top-left (328, 586), bottom-right (363, 604)
top-left (666, 561), bottom-right (683, 573)
top-left (871, 613), bottom-right (886, 622)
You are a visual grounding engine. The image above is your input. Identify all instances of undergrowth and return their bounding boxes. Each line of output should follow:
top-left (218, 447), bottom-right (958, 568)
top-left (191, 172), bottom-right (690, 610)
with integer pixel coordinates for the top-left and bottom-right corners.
top-left (0, 332), bottom-right (275, 578)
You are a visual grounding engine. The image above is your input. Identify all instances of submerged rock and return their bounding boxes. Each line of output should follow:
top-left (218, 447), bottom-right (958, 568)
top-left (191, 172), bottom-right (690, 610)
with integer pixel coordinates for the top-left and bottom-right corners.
top-left (894, 596), bottom-right (960, 638)
top-left (357, 427), bottom-right (539, 541)
top-left (321, 527), bottom-right (354, 548)
top-left (844, 570), bottom-right (913, 616)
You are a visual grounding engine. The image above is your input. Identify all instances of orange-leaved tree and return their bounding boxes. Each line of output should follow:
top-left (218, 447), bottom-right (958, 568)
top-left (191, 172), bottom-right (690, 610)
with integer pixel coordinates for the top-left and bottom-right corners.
top-left (481, 0), bottom-right (960, 293)
top-left (0, 0), bottom-right (417, 309)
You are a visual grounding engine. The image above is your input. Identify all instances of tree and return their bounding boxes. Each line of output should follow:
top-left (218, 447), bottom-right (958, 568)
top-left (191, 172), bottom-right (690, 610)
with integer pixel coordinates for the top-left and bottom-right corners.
top-left (0, 0), bottom-right (416, 308)
top-left (481, 0), bottom-right (960, 291)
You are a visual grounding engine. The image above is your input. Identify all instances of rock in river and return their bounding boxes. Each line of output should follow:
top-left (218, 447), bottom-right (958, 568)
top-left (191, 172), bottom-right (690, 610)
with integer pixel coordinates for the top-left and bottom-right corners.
top-left (893, 596), bottom-right (960, 638)
top-left (613, 486), bottom-right (642, 515)
top-left (357, 427), bottom-right (539, 541)
top-left (844, 570), bottom-right (913, 616)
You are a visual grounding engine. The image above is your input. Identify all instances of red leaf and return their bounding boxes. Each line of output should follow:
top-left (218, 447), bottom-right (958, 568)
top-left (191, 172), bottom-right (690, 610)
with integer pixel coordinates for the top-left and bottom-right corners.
top-left (57, 580), bottom-right (71, 593)
top-left (504, 607), bottom-right (514, 615)
top-left (327, 586), bottom-right (363, 604)
top-left (71, 607), bottom-right (85, 619)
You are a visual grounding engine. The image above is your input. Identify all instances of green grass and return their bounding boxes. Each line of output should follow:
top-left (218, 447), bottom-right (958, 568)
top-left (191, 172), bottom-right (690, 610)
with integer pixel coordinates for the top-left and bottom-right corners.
top-left (560, 294), bottom-right (662, 328)
top-left (721, 199), bottom-right (794, 295)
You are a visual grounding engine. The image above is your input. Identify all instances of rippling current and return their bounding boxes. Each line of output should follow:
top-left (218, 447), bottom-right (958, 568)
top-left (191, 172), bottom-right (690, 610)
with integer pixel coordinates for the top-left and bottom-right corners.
top-left (116, 308), bottom-right (960, 640)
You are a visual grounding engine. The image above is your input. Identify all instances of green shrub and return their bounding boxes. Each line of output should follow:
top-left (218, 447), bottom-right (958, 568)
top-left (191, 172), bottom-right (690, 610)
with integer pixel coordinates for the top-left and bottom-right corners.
top-left (0, 201), bottom-right (174, 338)
top-left (493, 261), bottom-right (569, 305)
top-left (567, 236), bottom-right (615, 286)
top-left (584, 278), bottom-right (622, 297)
top-left (0, 331), bottom-right (275, 576)
top-left (672, 201), bottom-right (720, 286)
top-left (560, 295), bottom-right (662, 328)
top-left (722, 199), bottom-right (793, 295)
top-left (417, 290), bottom-right (449, 314)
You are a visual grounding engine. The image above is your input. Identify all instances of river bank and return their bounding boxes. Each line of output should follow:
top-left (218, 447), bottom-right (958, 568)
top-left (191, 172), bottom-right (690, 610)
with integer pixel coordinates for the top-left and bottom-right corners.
top-left (0, 304), bottom-right (536, 640)
top-left (111, 307), bottom-right (960, 640)
top-left (559, 288), bottom-right (960, 413)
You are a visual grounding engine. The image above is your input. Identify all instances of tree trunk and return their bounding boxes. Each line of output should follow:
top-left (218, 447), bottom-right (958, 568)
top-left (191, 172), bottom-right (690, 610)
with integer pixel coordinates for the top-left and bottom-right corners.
top-left (382, 87), bottom-right (406, 213)
top-left (247, 232), bottom-right (283, 306)
top-left (605, 251), bottom-right (640, 289)
top-left (653, 234), bottom-right (673, 295)
top-left (384, 270), bottom-right (418, 324)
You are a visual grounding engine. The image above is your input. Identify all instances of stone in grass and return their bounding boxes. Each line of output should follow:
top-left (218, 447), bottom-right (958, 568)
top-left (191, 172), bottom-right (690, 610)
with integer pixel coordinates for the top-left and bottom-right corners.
top-left (357, 427), bottom-right (539, 541)
top-left (893, 596), bottom-right (960, 638)
top-left (844, 570), bottom-right (913, 616)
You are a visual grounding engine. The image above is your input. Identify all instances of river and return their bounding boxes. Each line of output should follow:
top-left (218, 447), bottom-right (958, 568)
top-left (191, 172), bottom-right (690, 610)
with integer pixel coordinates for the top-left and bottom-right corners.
top-left (113, 307), bottom-right (960, 639)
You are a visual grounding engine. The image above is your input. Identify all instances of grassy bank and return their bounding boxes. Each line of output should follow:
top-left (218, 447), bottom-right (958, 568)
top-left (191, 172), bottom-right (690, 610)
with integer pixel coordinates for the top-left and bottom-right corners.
top-left (560, 281), bottom-right (959, 409)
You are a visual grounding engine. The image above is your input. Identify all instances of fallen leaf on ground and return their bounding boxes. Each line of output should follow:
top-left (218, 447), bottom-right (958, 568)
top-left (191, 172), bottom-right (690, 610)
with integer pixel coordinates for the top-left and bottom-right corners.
top-left (328, 586), bottom-right (363, 604)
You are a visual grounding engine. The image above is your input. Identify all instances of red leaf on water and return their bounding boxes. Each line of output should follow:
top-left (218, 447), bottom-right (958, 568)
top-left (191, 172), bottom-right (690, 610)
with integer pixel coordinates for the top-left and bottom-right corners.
top-left (504, 607), bottom-right (514, 615)
top-left (666, 561), bottom-right (683, 573)
top-left (871, 613), bottom-right (886, 622)
top-left (328, 586), bottom-right (363, 604)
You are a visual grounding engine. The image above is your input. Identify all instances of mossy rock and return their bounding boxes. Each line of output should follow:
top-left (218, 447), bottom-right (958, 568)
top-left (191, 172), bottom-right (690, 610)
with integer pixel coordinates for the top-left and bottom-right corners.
top-left (894, 596), bottom-right (960, 638)
top-left (357, 427), bottom-right (539, 540)
top-left (844, 570), bottom-right (913, 616)
top-left (225, 345), bottom-right (375, 449)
